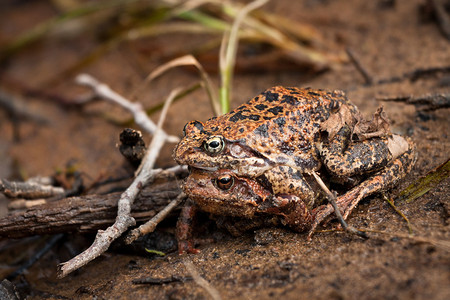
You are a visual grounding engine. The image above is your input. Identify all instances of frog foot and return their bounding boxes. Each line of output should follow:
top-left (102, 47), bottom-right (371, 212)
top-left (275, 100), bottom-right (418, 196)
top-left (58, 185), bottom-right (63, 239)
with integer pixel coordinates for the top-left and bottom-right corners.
top-left (177, 240), bottom-right (201, 255)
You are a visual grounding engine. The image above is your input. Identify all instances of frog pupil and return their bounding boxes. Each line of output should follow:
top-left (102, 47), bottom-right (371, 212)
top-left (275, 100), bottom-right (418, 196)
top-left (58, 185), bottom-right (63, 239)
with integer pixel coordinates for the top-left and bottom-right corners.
top-left (216, 175), bottom-right (233, 190)
top-left (209, 140), bottom-right (220, 148)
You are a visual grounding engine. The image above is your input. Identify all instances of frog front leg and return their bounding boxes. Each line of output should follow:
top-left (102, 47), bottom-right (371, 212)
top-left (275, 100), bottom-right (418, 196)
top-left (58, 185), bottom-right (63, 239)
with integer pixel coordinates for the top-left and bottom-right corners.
top-left (176, 199), bottom-right (201, 254)
top-left (258, 193), bottom-right (315, 233)
top-left (309, 138), bottom-right (416, 236)
top-left (261, 166), bottom-right (321, 208)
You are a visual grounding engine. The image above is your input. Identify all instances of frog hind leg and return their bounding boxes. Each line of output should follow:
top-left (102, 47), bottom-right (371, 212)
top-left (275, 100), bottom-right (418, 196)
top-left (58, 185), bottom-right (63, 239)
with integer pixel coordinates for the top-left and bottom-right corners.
top-left (309, 138), bottom-right (416, 237)
top-left (321, 125), bottom-right (407, 180)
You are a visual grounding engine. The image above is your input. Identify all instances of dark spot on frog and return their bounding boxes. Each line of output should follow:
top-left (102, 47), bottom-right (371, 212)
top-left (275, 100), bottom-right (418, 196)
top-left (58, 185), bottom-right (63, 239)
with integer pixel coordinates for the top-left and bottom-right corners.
top-left (229, 112), bottom-right (260, 122)
top-left (267, 106), bottom-right (283, 115)
top-left (249, 114), bottom-right (260, 121)
top-left (229, 112), bottom-right (246, 122)
top-left (263, 116), bottom-right (271, 120)
top-left (314, 112), bottom-right (327, 122)
top-left (263, 91), bottom-right (279, 102)
top-left (292, 170), bottom-right (303, 180)
top-left (286, 87), bottom-right (300, 94)
top-left (287, 125), bottom-right (298, 133)
top-left (308, 91), bottom-right (321, 97)
top-left (281, 94), bottom-right (297, 105)
top-left (191, 121), bottom-right (205, 134)
top-left (254, 124), bottom-right (269, 138)
top-left (239, 128), bottom-right (244, 133)
top-left (255, 104), bottom-right (268, 110)
top-left (329, 100), bottom-right (340, 111)
top-left (211, 126), bottom-right (219, 132)
top-left (257, 174), bottom-right (273, 191)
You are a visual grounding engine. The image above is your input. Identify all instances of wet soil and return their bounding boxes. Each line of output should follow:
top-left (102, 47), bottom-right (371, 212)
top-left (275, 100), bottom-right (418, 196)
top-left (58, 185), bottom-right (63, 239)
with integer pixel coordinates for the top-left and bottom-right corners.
top-left (0, 0), bottom-right (449, 299)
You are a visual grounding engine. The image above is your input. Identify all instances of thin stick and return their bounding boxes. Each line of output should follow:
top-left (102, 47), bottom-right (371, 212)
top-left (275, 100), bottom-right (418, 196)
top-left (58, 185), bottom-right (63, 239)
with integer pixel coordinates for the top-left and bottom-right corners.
top-left (430, 0), bottom-right (450, 41)
top-left (311, 171), bottom-right (368, 239)
top-left (75, 74), bottom-right (179, 143)
top-left (184, 259), bottom-right (222, 300)
top-left (126, 192), bottom-right (186, 244)
top-left (0, 178), bottom-right (65, 199)
top-left (346, 48), bottom-right (374, 85)
top-left (57, 76), bottom-right (180, 278)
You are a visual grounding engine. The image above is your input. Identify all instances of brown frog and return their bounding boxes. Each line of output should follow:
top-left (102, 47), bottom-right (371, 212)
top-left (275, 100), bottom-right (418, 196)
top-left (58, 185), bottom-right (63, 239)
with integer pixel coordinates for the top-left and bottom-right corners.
top-left (175, 87), bottom-right (413, 205)
top-left (174, 86), bottom-right (416, 253)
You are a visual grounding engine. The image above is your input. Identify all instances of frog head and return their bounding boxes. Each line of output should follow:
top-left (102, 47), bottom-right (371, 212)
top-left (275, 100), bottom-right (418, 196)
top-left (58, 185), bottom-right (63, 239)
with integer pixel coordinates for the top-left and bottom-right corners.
top-left (182, 168), bottom-right (270, 217)
top-left (173, 120), bottom-right (270, 175)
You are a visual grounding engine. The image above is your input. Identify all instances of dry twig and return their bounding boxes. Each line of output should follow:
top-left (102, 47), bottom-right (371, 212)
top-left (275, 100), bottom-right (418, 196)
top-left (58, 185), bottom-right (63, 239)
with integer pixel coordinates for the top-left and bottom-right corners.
top-left (57, 75), bottom-right (182, 278)
top-left (75, 74), bottom-right (179, 143)
top-left (126, 192), bottom-right (187, 244)
top-left (0, 167), bottom-right (186, 238)
top-left (0, 178), bottom-right (65, 199)
top-left (184, 259), bottom-right (222, 300)
top-left (310, 171), bottom-right (368, 239)
top-left (346, 48), bottom-right (374, 85)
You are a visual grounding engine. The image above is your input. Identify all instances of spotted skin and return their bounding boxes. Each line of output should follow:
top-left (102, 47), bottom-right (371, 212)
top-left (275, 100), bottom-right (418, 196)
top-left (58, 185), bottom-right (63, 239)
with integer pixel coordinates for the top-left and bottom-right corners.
top-left (174, 87), bottom-right (363, 208)
top-left (174, 86), bottom-right (357, 178)
top-left (174, 86), bottom-right (417, 253)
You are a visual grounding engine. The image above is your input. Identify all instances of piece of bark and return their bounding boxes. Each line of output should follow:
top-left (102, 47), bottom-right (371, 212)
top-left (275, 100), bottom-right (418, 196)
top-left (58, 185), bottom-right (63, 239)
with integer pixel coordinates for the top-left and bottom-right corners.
top-left (352, 107), bottom-right (391, 140)
top-left (0, 178), bottom-right (182, 239)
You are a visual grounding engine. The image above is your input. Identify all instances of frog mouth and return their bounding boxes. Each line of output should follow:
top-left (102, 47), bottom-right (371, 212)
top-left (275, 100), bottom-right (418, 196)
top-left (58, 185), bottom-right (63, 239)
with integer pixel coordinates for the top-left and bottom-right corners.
top-left (188, 165), bottom-right (218, 172)
top-left (191, 165), bottom-right (218, 171)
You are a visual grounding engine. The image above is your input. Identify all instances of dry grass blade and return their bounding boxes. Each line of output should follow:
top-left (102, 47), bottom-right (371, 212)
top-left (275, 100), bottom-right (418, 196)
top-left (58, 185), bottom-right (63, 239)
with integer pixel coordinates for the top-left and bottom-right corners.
top-left (382, 194), bottom-right (413, 234)
top-left (222, 1), bottom-right (345, 68)
top-left (397, 158), bottom-right (450, 203)
top-left (129, 55), bottom-right (220, 116)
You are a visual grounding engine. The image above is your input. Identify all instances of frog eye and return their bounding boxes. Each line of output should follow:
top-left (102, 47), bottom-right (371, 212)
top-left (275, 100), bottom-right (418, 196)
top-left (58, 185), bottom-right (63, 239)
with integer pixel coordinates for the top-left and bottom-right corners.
top-left (215, 175), bottom-right (234, 190)
top-left (204, 136), bottom-right (225, 154)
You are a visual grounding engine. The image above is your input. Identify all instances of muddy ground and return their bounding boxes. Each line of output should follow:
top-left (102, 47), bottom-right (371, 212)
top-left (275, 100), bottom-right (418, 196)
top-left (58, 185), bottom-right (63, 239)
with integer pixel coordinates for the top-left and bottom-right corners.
top-left (0, 0), bottom-right (449, 299)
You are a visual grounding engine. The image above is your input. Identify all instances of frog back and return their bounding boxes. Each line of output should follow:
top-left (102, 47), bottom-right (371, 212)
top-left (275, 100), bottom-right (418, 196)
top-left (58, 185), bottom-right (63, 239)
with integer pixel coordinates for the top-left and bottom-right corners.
top-left (205, 87), bottom-right (353, 168)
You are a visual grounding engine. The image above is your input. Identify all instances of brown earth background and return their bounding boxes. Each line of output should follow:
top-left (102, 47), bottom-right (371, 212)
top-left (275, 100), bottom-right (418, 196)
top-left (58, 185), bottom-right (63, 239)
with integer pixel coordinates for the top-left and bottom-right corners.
top-left (0, 0), bottom-right (449, 299)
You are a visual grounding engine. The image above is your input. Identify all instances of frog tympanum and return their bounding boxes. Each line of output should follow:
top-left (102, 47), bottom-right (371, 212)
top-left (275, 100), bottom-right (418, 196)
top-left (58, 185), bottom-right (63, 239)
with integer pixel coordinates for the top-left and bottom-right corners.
top-left (174, 86), bottom-right (416, 254)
